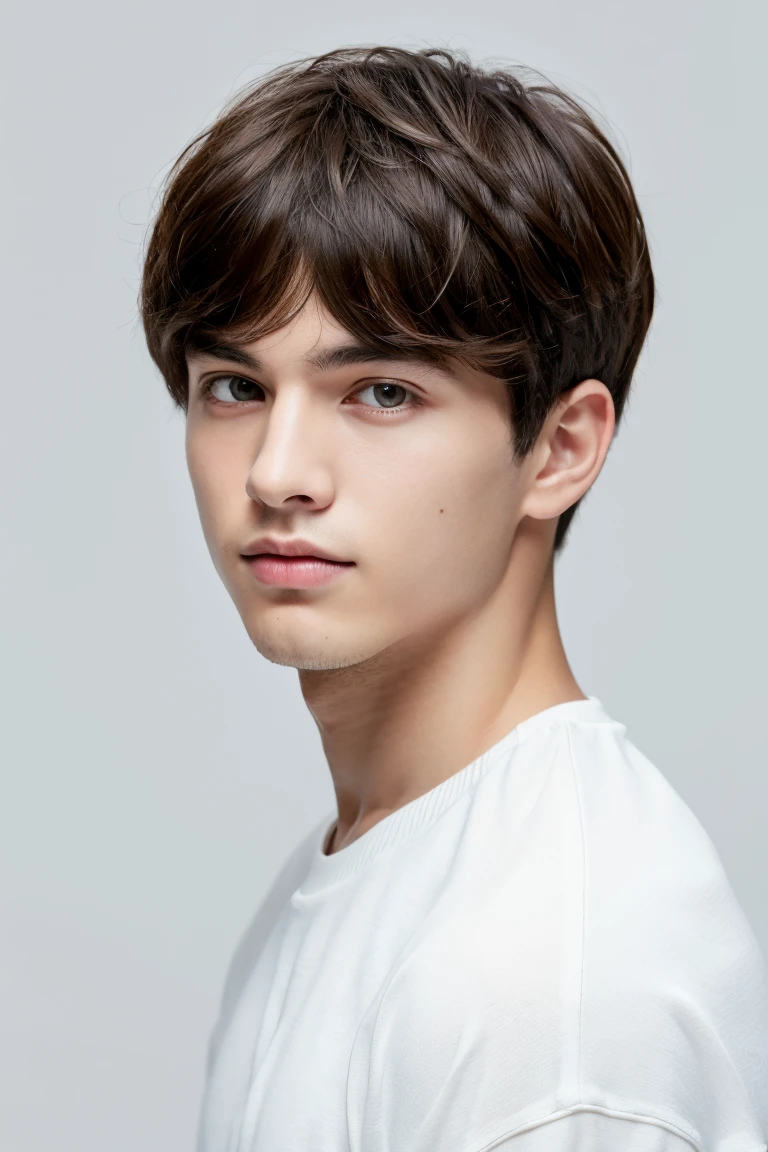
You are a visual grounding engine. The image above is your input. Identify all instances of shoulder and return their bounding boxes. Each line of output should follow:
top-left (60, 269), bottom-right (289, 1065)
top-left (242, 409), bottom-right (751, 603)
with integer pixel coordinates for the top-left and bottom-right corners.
top-left (350, 719), bottom-right (768, 1150)
top-left (566, 720), bottom-right (767, 1025)
top-left (214, 813), bottom-right (330, 1040)
top-left (568, 722), bottom-right (768, 1144)
top-left (553, 716), bottom-right (763, 983)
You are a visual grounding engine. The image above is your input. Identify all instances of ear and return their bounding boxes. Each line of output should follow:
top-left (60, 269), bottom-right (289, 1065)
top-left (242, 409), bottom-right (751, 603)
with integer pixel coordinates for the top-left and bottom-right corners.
top-left (519, 379), bottom-right (616, 524)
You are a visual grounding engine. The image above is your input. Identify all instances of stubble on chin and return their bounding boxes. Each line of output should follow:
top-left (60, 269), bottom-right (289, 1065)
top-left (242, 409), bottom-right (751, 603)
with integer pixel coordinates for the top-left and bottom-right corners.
top-left (249, 628), bottom-right (373, 672)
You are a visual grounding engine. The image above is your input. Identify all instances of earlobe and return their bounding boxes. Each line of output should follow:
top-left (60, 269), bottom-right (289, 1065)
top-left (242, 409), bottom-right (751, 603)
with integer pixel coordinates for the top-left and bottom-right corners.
top-left (519, 380), bottom-right (615, 523)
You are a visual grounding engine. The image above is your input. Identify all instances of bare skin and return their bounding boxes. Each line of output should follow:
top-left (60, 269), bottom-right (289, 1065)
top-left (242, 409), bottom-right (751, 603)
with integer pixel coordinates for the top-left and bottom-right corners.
top-left (185, 295), bottom-right (615, 854)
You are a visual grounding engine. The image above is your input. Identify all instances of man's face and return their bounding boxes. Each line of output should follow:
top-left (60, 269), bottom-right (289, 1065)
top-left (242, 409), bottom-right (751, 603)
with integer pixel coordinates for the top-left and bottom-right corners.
top-left (185, 295), bottom-right (532, 671)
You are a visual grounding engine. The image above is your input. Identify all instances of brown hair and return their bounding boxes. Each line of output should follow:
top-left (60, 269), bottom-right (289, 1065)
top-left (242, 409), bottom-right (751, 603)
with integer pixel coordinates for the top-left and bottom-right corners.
top-left (140, 45), bottom-right (654, 550)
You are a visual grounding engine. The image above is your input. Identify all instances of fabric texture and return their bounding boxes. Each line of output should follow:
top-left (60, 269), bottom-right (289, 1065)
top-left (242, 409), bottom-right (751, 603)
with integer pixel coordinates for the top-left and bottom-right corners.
top-left (196, 697), bottom-right (768, 1152)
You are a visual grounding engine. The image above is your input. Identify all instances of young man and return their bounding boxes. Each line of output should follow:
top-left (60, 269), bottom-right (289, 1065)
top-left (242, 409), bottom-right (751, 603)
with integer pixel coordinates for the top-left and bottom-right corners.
top-left (140, 47), bottom-right (768, 1152)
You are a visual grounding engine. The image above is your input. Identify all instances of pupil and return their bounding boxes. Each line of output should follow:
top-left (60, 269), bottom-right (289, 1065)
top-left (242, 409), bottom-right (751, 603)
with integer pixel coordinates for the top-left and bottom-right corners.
top-left (375, 383), bottom-right (404, 407)
top-left (232, 377), bottom-right (253, 401)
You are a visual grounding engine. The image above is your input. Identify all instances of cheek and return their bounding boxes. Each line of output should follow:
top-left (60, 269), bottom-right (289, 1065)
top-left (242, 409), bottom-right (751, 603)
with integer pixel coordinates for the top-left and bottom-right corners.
top-left (186, 457), bottom-right (221, 535)
top-left (185, 430), bottom-right (214, 507)
top-left (186, 433), bottom-right (242, 544)
top-left (361, 435), bottom-right (522, 601)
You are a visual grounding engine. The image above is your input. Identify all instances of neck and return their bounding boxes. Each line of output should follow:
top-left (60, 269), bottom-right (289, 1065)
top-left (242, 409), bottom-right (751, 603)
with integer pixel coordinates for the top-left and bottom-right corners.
top-left (298, 520), bottom-right (584, 853)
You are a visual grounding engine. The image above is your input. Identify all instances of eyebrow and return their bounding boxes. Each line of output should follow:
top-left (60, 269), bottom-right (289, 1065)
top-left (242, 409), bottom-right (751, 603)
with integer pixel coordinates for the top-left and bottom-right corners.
top-left (186, 339), bottom-right (443, 375)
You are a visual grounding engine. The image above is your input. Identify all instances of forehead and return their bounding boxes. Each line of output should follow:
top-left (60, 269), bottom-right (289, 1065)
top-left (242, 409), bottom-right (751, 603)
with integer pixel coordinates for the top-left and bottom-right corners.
top-left (185, 295), bottom-right (447, 376)
top-left (187, 298), bottom-right (351, 366)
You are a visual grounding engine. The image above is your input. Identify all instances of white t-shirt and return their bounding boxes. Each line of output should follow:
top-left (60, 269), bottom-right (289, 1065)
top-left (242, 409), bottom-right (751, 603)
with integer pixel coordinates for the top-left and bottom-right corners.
top-left (196, 697), bottom-right (768, 1152)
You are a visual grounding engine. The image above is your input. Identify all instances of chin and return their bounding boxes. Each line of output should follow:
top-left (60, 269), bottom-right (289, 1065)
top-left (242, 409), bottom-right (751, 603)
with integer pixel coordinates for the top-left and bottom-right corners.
top-left (247, 624), bottom-right (379, 671)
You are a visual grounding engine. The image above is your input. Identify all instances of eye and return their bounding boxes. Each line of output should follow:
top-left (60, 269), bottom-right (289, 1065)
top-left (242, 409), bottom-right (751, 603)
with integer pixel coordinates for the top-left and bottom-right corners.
top-left (349, 381), bottom-right (419, 413)
top-left (203, 375), bottom-right (264, 405)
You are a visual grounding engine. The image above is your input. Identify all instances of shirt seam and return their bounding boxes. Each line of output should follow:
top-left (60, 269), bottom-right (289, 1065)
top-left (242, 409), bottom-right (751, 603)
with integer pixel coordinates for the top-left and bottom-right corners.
top-left (564, 719), bottom-right (587, 1102)
top-left (472, 1103), bottom-right (705, 1152)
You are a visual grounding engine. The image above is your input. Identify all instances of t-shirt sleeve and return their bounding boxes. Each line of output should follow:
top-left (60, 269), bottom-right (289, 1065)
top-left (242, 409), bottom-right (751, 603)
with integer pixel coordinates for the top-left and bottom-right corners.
top-left (347, 907), bottom-right (768, 1152)
top-left (487, 1109), bottom-right (703, 1151)
top-left (347, 727), bottom-right (768, 1152)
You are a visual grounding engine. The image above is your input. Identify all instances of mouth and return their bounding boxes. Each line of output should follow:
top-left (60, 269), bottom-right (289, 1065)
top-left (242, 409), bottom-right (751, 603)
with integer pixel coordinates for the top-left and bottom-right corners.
top-left (242, 553), bottom-right (355, 589)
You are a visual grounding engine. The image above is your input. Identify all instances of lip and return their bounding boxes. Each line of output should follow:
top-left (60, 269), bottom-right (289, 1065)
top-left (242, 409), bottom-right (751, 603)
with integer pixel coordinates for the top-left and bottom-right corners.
top-left (241, 536), bottom-right (351, 563)
top-left (243, 554), bottom-right (354, 588)
top-left (241, 536), bottom-right (355, 588)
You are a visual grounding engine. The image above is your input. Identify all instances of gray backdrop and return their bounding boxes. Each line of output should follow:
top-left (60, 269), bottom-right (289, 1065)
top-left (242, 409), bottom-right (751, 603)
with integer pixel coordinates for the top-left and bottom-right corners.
top-left (1, 1), bottom-right (765, 1149)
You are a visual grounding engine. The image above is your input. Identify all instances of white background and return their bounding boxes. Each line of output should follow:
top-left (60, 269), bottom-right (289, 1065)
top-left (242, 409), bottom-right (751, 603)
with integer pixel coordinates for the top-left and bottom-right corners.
top-left (1, 2), bottom-right (766, 1149)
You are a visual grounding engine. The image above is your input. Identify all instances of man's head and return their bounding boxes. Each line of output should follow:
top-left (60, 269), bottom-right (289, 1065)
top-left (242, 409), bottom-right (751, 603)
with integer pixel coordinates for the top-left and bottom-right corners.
top-left (140, 46), bottom-right (653, 670)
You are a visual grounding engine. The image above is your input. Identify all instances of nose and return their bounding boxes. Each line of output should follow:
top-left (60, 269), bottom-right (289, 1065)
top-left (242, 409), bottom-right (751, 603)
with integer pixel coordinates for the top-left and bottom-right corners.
top-left (245, 385), bottom-right (335, 510)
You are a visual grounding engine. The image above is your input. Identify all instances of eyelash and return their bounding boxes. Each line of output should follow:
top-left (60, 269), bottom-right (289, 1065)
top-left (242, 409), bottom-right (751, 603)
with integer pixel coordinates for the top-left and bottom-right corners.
top-left (200, 375), bottom-right (423, 416)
